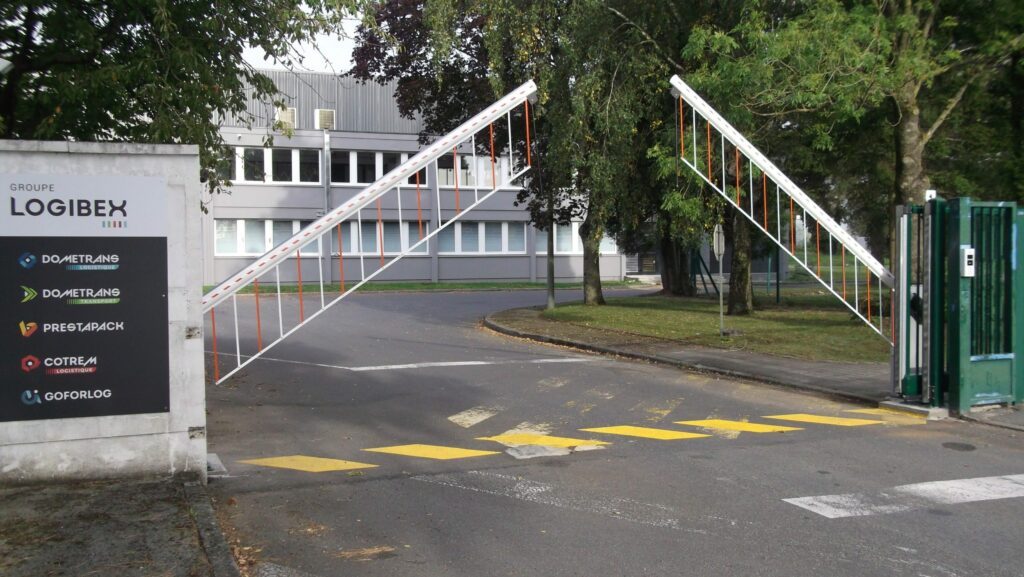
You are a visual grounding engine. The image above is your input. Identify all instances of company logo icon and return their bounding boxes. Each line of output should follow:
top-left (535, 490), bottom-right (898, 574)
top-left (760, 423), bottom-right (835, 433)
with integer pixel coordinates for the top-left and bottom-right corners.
top-left (21, 355), bottom-right (41, 373)
top-left (18, 252), bottom-right (37, 269)
top-left (20, 390), bottom-right (42, 405)
top-left (21, 286), bottom-right (37, 303)
top-left (19, 321), bottom-right (38, 337)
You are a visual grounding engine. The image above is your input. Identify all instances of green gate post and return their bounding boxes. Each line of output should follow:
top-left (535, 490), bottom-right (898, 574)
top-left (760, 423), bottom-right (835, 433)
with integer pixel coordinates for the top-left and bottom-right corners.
top-left (1016, 207), bottom-right (1024, 405)
top-left (927, 198), bottom-right (947, 407)
top-left (947, 198), bottom-right (1017, 414)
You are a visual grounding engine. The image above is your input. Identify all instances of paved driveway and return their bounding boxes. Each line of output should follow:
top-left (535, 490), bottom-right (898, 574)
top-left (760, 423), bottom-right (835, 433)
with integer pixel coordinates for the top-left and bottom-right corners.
top-left (206, 289), bottom-right (1024, 577)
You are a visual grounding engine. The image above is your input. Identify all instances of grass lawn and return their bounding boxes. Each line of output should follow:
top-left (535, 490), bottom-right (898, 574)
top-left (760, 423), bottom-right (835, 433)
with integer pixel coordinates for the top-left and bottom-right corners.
top-left (542, 291), bottom-right (891, 363)
top-left (203, 279), bottom-right (642, 295)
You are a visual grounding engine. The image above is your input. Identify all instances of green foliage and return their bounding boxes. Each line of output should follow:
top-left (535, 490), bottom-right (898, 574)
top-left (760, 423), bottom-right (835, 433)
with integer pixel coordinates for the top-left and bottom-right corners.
top-left (0, 0), bottom-right (362, 193)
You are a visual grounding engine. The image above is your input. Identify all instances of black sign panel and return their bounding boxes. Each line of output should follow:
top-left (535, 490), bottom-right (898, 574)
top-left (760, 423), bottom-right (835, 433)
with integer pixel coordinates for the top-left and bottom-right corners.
top-left (0, 236), bottom-right (169, 421)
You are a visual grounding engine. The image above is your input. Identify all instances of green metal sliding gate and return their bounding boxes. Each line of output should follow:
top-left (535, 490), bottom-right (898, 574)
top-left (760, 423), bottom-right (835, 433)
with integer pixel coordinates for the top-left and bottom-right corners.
top-left (894, 197), bottom-right (1023, 414)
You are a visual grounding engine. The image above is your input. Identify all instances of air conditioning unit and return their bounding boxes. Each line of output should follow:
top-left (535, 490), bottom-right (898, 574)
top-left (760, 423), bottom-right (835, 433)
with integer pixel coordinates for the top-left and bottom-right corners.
top-left (276, 107), bottom-right (296, 129)
top-left (315, 108), bottom-right (336, 130)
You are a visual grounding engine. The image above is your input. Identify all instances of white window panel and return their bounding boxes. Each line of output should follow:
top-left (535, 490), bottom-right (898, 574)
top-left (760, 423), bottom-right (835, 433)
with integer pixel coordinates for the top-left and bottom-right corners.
top-left (508, 223), bottom-right (526, 252)
top-left (214, 219), bottom-right (238, 255)
top-left (297, 221), bottom-right (319, 256)
top-left (484, 222), bottom-right (503, 252)
top-left (382, 222), bottom-right (402, 252)
top-left (461, 221), bottom-right (480, 252)
top-left (243, 220), bottom-right (265, 254)
top-left (406, 221), bottom-right (429, 253)
top-left (600, 234), bottom-right (618, 254)
top-left (438, 223), bottom-right (456, 253)
top-left (272, 220), bottom-right (293, 248)
top-left (271, 149), bottom-right (292, 182)
top-left (556, 223), bottom-right (574, 253)
top-left (360, 221), bottom-right (377, 253)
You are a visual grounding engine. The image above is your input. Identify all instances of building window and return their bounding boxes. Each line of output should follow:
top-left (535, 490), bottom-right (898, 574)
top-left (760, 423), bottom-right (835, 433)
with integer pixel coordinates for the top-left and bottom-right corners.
top-left (408, 166), bottom-right (427, 186)
top-left (244, 220), bottom-right (265, 254)
top-left (215, 220), bottom-right (238, 254)
top-left (271, 149), bottom-right (292, 182)
top-left (299, 150), bottom-right (320, 183)
top-left (556, 223), bottom-right (574, 253)
top-left (359, 221), bottom-right (377, 253)
top-left (356, 152), bottom-right (376, 183)
top-left (271, 220), bottom-right (293, 248)
top-left (484, 222), bottom-right (503, 253)
top-left (461, 221), bottom-right (480, 252)
top-left (243, 148), bottom-right (264, 181)
top-left (406, 221), bottom-right (429, 253)
top-left (508, 223), bottom-right (526, 252)
top-left (600, 235), bottom-right (618, 254)
top-left (438, 223), bottom-right (456, 253)
top-left (382, 152), bottom-right (401, 177)
top-left (331, 150), bottom-right (351, 184)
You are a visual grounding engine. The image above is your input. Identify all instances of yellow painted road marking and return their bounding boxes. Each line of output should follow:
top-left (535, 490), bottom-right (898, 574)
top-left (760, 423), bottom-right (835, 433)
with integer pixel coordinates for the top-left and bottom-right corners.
top-left (239, 455), bottom-right (378, 473)
top-left (675, 419), bottom-right (802, 433)
top-left (764, 413), bottom-right (883, 427)
top-left (363, 444), bottom-right (499, 460)
top-left (477, 433), bottom-right (610, 448)
top-left (580, 425), bottom-right (710, 440)
top-left (843, 407), bottom-right (925, 426)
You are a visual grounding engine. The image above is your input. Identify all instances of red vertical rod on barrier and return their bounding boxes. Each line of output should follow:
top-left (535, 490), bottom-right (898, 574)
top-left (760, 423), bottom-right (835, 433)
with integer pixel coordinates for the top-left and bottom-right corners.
top-left (415, 171), bottom-right (423, 239)
top-left (377, 199), bottom-right (385, 266)
top-left (453, 147), bottom-right (460, 213)
top-left (890, 289), bottom-right (895, 338)
top-left (734, 147), bottom-right (740, 206)
top-left (841, 245), bottom-right (847, 301)
top-left (489, 123), bottom-right (497, 190)
top-left (253, 279), bottom-right (263, 351)
top-left (296, 252), bottom-right (305, 322)
top-left (210, 309), bottom-right (219, 383)
top-left (789, 198), bottom-right (796, 252)
top-left (762, 173), bottom-right (768, 230)
top-left (816, 221), bottom-right (821, 276)
top-left (867, 268), bottom-right (872, 322)
top-left (679, 97), bottom-right (685, 158)
top-left (336, 224), bottom-right (345, 292)
top-left (706, 122), bottom-right (712, 182)
top-left (524, 100), bottom-right (532, 167)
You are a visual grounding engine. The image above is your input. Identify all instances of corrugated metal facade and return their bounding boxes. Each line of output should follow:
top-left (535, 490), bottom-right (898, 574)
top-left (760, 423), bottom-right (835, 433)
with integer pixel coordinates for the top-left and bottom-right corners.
top-left (222, 70), bottom-right (424, 134)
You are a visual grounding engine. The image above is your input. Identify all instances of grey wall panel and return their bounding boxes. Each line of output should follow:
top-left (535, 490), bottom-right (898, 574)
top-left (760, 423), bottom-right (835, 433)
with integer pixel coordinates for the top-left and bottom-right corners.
top-left (216, 186), bottom-right (325, 210)
top-left (438, 256), bottom-right (531, 280)
top-left (221, 71), bottom-right (424, 135)
top-left (334, 256), bottom-right (432, 283)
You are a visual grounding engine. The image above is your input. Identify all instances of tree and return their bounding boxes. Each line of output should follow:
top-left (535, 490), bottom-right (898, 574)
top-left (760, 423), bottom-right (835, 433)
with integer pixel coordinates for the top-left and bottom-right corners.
top-left (0, 0), bottom-right (360, 191)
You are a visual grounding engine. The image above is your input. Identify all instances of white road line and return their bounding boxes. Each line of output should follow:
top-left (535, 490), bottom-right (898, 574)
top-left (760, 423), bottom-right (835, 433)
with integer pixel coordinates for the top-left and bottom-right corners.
top-left (204, 351), bottom-right (596, 372)
top-left (784, 474), bottom-right (1024, 519)
top-left (448, 406), bottom-right (503, 428)
top-left (413, 470), bottom-right (711, 533)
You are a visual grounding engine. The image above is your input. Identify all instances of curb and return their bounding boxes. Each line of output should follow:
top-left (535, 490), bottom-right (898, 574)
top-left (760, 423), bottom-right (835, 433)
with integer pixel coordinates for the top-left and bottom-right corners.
top-left (483, 314), bottom-right (882, 406)
top-left (184, 482), bottom-right (241, 577)
top-left (485, 313), bottom-right (1024, 433)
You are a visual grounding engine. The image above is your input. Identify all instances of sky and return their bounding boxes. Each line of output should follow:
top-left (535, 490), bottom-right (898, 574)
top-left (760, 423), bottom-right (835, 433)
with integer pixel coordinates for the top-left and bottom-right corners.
top-left (241, 19), bottom-right (359, 75)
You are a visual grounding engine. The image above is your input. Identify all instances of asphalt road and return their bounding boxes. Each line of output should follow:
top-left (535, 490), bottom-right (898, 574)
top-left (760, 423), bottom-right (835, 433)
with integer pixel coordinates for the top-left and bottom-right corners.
top-left (206, 289), bottom-right (1024, 577)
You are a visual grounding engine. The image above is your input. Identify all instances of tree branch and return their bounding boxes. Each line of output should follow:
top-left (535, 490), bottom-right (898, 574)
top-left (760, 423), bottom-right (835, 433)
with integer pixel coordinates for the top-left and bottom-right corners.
top-left (918, 71), bottom-right (977, 151)
top-left (602, 5), bottom-right (685, 72)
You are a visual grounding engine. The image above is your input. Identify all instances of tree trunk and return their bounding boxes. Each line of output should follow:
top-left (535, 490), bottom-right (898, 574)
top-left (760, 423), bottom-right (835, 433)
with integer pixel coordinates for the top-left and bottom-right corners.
top-left (579, 213), bottom-right (605, 305)
top-left (726, 208), bottom-right (753, 315)
top-left (894, 87), bottom-right (930, 206)
top-left (659, 234), bottom-right (695, 296)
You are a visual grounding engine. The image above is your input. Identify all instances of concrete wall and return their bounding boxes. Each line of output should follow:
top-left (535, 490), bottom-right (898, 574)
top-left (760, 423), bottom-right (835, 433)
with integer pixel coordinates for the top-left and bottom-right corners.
top-left (0, 141), bottom-right (206, 483)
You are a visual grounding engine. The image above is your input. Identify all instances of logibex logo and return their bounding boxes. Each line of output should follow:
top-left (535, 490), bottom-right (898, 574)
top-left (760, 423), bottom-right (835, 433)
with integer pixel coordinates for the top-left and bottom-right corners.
top-left (19, 321), bottom-right (38, 337)
top-left (21, 285), bottom-right (37, 302)
top-left (18, 252), bottom-right (37, 269)
top-left (20, 354), bottom-right (99, 375)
